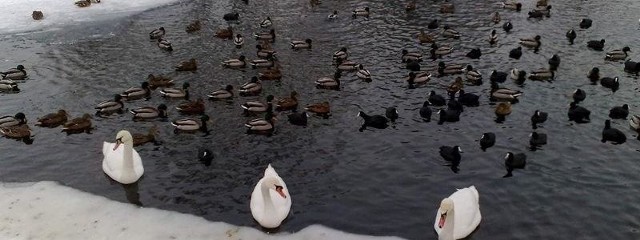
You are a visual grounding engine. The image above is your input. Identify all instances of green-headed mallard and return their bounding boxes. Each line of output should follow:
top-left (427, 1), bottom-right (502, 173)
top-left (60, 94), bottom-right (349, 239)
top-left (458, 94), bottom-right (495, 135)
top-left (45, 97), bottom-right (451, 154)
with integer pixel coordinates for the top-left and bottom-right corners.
top-left (35, 110), bottom-right (68, 128)
top-left (605, 47), bottom-right (631, 61)
top-left (0, 80), bottom-right (19, 92)
top-left (95, 94), bottom-right (124, 115)
top-left (242, 95), bottom-right (274, 115)
top-left (465, 65), bottom-right (482, 85)
top-left (333, 47), bottom-right (349, 62)
top-left (519, 35), bottom-right (541, 49)
top-left (208, 85), bottom-right (234, 100)
top-left (407, 71), bottom-right (431, 89)
top-left (256, 45), bottom-right (276, 59)
top-left (160, 82), bottom-right (190, 100)
top-left (336, 59), bottom-right (360, 71)
top-left (171, 114), bottom-right (210, 134)
top-left (431, 43), bottom-right (453, 58)
top-left (130, 104), bottom-right (168, 121)
top-left (62, 113), bottom-right (92, 134)
top-left (149, 27), bottom-right (165, 39)
top-left (234, 34), bottom-right (244, 48)
top-left (402, 49), bottom-right (422, 63)
top-left (222, 55), bottom-right (247, 68)
top-left (1, 65), bottom-right (27, 80)
top-left (528, 68), bottom-right (554, 81)
top-left (490, 81), bottom-right (521, 103)
top-left (239, 77), bottom-right (262, 96)
top-left (352, 7), bottom-right (370, 18)
top-left (316, 71), bottom-right (341, 90)
top-left (356, 64), bottom-right (372, 82)
top-left (175, 58), bottom-right (197, 71)
top-left (250, 55), bottom-right (276, 69)
top-left (0, 112), bottom-right (27, 128)
top-left (176, 98), bottom-right (205, 115)
top-left (121, 82), bottom-right (151, 101)
top-left (489, 30), bottom-right (498, 45)
top-left (157, 38), bottom-right (173, 51)
top-left (260, 17), bottom-right (272, 28)
top-left (442, 26), bottom-right (460, 39)
top-left (437, 61), bottom-right (464, 76)
top-left (254, 29), bottom-right (276, 41)
top-left (245, 110), bottom-right (276, 135)
top-left (290, 39), bottom-right (312, 50)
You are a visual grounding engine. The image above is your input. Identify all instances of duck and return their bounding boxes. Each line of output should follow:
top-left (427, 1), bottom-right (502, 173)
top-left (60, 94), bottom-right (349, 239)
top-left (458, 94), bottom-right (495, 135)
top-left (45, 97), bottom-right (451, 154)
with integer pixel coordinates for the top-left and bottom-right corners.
top-left (223, 12), bottom-right (239, 21)
top-left (528, 10), bottom-right (545, 19)
top-left (418, 30), bottom-right (436, 44)
top-left (529, 132), bottom-right (547, 149)
top-left (479, 133), bottom-right (495, 152)
top-left (566, 29), bottom-right (576, 45)
top-left (276, 91), bottom-right (299, 111)
top-left (502, 21), bottom-right (513, 33)
top-left (352, 7), bottom-right (370, 18)
top-left (438, 145), bottom-right (462, 173)
top-left (491, 12), bottom-right (501, 24)
top-left (149, 27), bottom-right (165, 40)
top-left (528, 68), bottom-right (554, 81)
top-left (605, 47), bottom-right (631, 61)
top-left (248, 55), bottom-right (276, 70)
top-left (327, 10), bottom-right (338, 20)
top-left (171, 114), bottom-right (210, 134)
top-left (519, 35), bottom-right (541, 50)
top-left (420, 101), bottom-right (432, 122)
top-left (256, 45), bottom-right (277, 59)
top-left (440, 0), bottom-right (455, 13)
top-left (288, 111), bottom-right (309, 126)
top-left (0, 112), bottom-right (27, 128)
top-left (1, 65), bottom-right (27, 80)
top-left (490, 81), bottom-right (521, 103)
top-left (501, 1), bottom-right (522, 11)
top-left (531, 110), bottom-right (548, 129)
top-left (466, 48), bottom-right (481, 59)
top-left (245, 111), bottom-right (276, 135)
top-left (215, 26), bottom-right (233, 39)
top-left (503, 152), bottom-right (526, 178)
top-left (428, 91), bottom-right (447, 106)
top-left (432, 44), bottom-right (453, 58)
top-left (260, 67), bottom-right (283, 80)
top-left (175, 58), bottom-right (197, 71)
top-left (495, 102), bottom-right (512, 122)
top-left (464, 65), bottom-right (482, 85)
top-left (442, 26), bottom-right (460, 39)
top-left (579, 18), bottom-right (592, 29)
top-left (160, 82), bottom-right (190, 100)
top-left (239, 77), bottom-right (262, 96)
top-left (95, 94), bottom-right (124, 115)
top-left (157, 38), bottom-right (173, 51)
top-left (254, 29), bottom-right (276, 41)
top-left (602, 120), bottom-right (626, 144)
top-left (511, 68), bottom-right (527, 84)
top-left (437, 108), bottom-right (461, 125)
top-left (132, 126), bottom-right (159, 147)
top-left (260, 17), bottom-right (272, 28)
top-left (305, 102), bottom-right (331, 119)
top-left (385, 107), bottom-right (399, 123)
top-left (121, 82), bottom-right (151, 101)
top-left (458, 90), bottom-right (479, 107)
top-left (333, 47), bottom-right (349, 62)
top-left (222, 55), bottom-right (247, 68)
top-left (62, 113), bottom-right (92, 134)
top-left (402, 49), bottom-right (422, 63)
top-left (290, 39), bottom-right (312, 50)
top-left (208, 85), bottom-right (234, 100)
top-left (609, 104), bottom-right (629, 119)
top-left (600, 77), bottom-right (619, 92)
top-left (629, 115), bottom-right (640, 139)
top-left (356, 65), bottom-right (372, 82)
top-left (147, 74), bottom-right (174, 89)
top-left (437, 62), bottom-right (463, 77)
top-left (233, 34), bottom-right (245, 49)
top-left (34, 110), bottom-right (67, 128)
top-left (488, 30), bottom-right (498, 45)
top-left (358, 111), bottom-right (389, 131)
top-left (250, 164), bottom-right (291, 228)
top-left (587, 67), bottom-right (600, 83)
top-left (434, 186), bottom-right (481, 240)
top-left (447, 77), bottom-right (464, 95)
top-left (316, 71), bottom-right (341, 90)
top-left (407, 71), bottom-right (431, 88)
top-left (509, 46), bottom-right (522, 60)
top-left (587, 39), bottom-right (605, 51)
top-left (185, 20), bottom-right (201, 33)
top-left (624, 60), bottom-right (640, 75)
top-left (573, 89), bottom-right (586, 103)
top-left (490, 70), bottom-right (509, 83)
top-left (176, 98), bottom-right (205, 115)
top-left (0, 80), bottom-right (19, 93)
top-left (428, 19), bottom-right (439, 29)
top-left (102, 130), bottom-right (144, 184)
top-left (242, 95), bottom-right (274, 115)
top-left (336, 59), bottom-right (360, 71)
top-left (0, 124), bottom-right (32, 141)
top-left (130, 104), bottom-right (168, 121)
top-left (74, 0), bottom-right (91, 8)
top-left (568, 102), bottom-right (590, 123)
top-left (533, 5), bottom-right (552, 17)
top-left (536, 0), bottom-right (548, 6)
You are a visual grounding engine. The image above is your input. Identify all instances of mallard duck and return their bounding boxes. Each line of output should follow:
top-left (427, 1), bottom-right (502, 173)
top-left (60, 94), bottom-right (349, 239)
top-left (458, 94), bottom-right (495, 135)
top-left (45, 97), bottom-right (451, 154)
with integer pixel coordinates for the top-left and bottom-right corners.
top-left (0, 80), bottom-right (19, 92)
top-left (566, 29), bottom-right (576, 45)
top-left (588, 67), bottom-right (600, 83)
top-left (605, 47), bottom-right (631, 61)
top-left (290, 39), bottom-right (312, 50)
top-left (587, 39), bottom-right (605, 51)
top-left (490, 81), bottom-right (521, 103)
top-left (254, 29), bottom-right (276, 41)
top-left (95, 94), bottom-right (124, 115)
top-left (223, 12), bottom-right (239, 21)
top-left (62, 113), bottom-right (92, 134)
top-left (250, 56), bottom-right (276, 69)
top-left (242, 95), bottom-right (274, 115)
top-left (149, 27), bottom-right (165, 40)
top-left (442, 26), bottom-right (460, 39)
top-left (0, 124), bottom-right (32, 140)
top-left (256, 45), bottom-right (277, 59)
top-left (503, 21), bottom-right (513, 33)
top-left (402, 49), bottom-right (422, 62)
top-left (528, 68), bottom-right (554, 81)
top-left (418, 30), bottom-right (436, 44)
top-left (519, 35), bottom-right (541, 49)
top-left (328, 10), bottom-right (338, 19)
top-left (533, 5), bottom-right (552, 17)
top-left (316, 71), bottom-right (341, 90)
top-left (447, 77), bottom-right (464, 94)
top-left (335, 59), bottom-right (359, 71)
top-left (0, 112), bottom-right (27, 128)
top-left (160, 82), bottom-right (190, 100)
top-left (259, 67), bottom-right (282, 80)
top-left (147, 74), bottom-right (173, 89)
top-left (356, 65), bottom-right (372, 82)
top-left (495, 102), bottom-right (512, 122)
top-left (75, 0), bottom-right (91, 8)
top-left (35, 110), bottom-right (68, 128)
top-left (246, 110), bottom-right (276, 135)
top-left (215, 26), bottom-right (233, 39)
top-left (234, 34), bottom-right (244, 48)
top-left (305, 102), bottom-right (331, 118)
top-left (465, 65), bottom-right (482, 85)
top-left (177, 98), bottom-right (205, 115)
top-left (437, 62), bottom-right (464, 77)
top-left (407, 71), bottom-right (431, 88)
top-left (172, 114), bottom-right (210, 134)
top-left (1, 65), bottom-right (27, 80)
top-left (352, 7), bottom-right (370, 18)
top-left (185, 20), bottom-right (201, 33)
top-left (222, 55), bottom-right (247, 68)
top-left (175, 58), bottom-right (197, 71)
top-left (276, 91), bottom-right (298, 111)
top-left (431, 43), bottom-right (453, 58)
top-left (333, 47), bottom-right (349, 62)
top-left (208, 85), bottom-right (234, 100)
top-left (239, 77), bottom-right (262, 96)
top-left (32, 11), bottom-right (44, 20)
top-left (132, 126), bottom-right (159, 147)
top-left (260, 17), bottom-right (272, 28)
top-left (121, 82), bottom-right (151, 101)
top-left (440, 0), bottom-right (454, 13)
top-left (130, 104), bottom-right (168, 121)
top-left (491, 12), bottom-right (501, 24)
top-left (489, 30), bottom-right (498, 45)
top-left (157, 38), bottom-right (173, 51)
top-left (501, 1), bottom-right (522, 11)
top-left (536, 0), bottom-right (548, 6)
top-left (405, 1), bottom-right (416, 11)
top-left (629, 115), bottom-right (640, 138)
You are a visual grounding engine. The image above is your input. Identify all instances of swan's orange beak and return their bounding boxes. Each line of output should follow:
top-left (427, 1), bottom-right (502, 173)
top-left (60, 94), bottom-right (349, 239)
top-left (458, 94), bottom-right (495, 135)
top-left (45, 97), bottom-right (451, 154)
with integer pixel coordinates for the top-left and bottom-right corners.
top-left (275, 185), bottom-right (287, 198)
top-left (438, 212), bottom-right (447, 229)
top-left (113, 138), bottom-right (122, 151)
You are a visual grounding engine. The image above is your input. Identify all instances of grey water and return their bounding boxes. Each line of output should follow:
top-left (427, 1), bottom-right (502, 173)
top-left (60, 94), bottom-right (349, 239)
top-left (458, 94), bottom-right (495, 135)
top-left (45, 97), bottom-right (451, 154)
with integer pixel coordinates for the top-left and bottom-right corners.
top-left (1, 0), bottom-right (640, 239)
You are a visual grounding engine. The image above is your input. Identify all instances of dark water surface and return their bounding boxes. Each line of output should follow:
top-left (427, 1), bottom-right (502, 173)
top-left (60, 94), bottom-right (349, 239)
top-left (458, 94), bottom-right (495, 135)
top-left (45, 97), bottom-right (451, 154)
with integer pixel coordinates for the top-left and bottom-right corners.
top-left (1, 0), bottom-right (640, 239)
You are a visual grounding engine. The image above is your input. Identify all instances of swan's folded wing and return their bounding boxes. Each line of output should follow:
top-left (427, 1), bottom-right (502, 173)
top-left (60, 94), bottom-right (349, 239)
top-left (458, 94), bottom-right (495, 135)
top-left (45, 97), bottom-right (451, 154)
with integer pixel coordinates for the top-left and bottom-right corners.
top-left (102, 142), bottom-right (114, 157)
top-left (452, 187), bottom-right (482, 239)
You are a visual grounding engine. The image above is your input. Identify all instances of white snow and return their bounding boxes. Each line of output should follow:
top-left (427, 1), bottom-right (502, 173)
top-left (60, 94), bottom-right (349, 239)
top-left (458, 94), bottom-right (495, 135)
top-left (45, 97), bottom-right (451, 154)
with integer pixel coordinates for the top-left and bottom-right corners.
top-left (0, 181), bottom-right (405, 240)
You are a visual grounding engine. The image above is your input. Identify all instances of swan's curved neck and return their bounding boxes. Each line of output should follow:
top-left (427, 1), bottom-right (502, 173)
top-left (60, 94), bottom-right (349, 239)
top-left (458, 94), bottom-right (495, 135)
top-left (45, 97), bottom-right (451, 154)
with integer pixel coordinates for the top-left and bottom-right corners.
top-left (260, 178), bottom-right (277, 215)
top-left (440, 207), bottom-right (455, 240)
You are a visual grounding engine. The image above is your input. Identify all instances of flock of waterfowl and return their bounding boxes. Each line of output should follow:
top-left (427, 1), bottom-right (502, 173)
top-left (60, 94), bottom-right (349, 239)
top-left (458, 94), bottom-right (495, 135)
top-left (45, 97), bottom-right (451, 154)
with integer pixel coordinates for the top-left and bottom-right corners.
top-left (1, 0), bottom-right (640, 238)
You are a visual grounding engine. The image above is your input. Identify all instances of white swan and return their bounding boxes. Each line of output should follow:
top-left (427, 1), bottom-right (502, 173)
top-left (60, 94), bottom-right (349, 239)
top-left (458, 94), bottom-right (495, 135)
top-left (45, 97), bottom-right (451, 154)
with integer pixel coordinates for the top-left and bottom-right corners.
top-left (102, 130), bottom-right (144, 184)
top-left (630, 115), bottom-right (640, 131)
top-left (250, 164), bottom-right (291, 228)
top-left (434, 186), bottom-right (481, 240)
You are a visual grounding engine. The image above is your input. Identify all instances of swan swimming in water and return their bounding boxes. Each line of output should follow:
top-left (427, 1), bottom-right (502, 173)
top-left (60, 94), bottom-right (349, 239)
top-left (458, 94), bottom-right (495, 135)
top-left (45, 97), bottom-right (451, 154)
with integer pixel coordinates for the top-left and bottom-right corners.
top-left (250, 164), bottom-right (291, 228)
top-left (434, 186), bottom-right (481, 240)
top-left (102, 130), bottom-right (144, 184)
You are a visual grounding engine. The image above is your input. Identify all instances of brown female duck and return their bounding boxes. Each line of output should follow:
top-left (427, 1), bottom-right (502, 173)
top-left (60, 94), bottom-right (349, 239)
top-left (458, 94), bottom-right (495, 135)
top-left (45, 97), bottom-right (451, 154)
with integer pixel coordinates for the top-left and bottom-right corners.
top-left (176, 98), bottom-right (205, 115)
top-left (276, 91), bottom-right (299, 111)
top-left (62, 113), bottom-right (92, 134)
top-left (35, 110), bottom-right (68, 128)
top-left (305, 102), bottom-right (331, 118)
